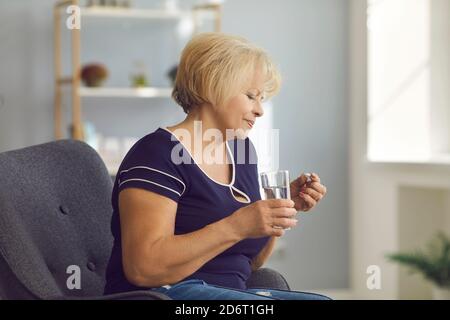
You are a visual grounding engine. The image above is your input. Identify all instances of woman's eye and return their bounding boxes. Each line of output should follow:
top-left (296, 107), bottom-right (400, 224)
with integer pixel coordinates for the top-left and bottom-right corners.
top-left (246, 94), bottom-right (255, 100)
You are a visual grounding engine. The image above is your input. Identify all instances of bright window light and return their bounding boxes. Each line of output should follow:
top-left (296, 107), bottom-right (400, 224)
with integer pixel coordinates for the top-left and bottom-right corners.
top-left (367, 0), bottom-right (433, 162)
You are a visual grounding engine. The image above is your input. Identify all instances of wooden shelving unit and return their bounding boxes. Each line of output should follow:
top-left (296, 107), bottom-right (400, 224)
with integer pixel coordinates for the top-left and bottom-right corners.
top-left (53, 0), bottom-right (222, 140)
top-left (78, 87), bottom-right (173, 98)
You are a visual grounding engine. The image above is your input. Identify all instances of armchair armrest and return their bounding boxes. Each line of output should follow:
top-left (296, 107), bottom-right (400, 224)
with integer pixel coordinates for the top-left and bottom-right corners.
top-left (50, 290), bottom-right (172, 300)
top-left (246, 267), bottom-right (291, 290)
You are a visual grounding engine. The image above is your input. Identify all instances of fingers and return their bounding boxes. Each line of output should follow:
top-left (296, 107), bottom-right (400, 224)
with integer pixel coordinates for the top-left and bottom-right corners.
top-left (311, 172), bottom-right (321, 183)
top-left (308, 181), bottom-right (327, 195)
top-left (300, 179), bottom-right (327, 200)
top-left (271, 217), bottom-right (298, 230)
top-left (296, 173), bottom-right (311, 186)
top-left (270, 227), bottom-right (285, 237)
top-left (266, 198), bottom-right (295, 208)
top-left (301, 187), bottom-right (323, 202)
top-left (299, 192), bottom-right (316, 211)
top-left (271, 207), bottom-right (297, 218)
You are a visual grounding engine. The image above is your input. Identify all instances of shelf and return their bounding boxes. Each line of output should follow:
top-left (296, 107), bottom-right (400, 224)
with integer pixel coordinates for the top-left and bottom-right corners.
top-left (80, 6), bottom-right (215, 20)
top-left (78, 87), bottom-right (173, 98)
top-left (54, 1), bottom-right (222, 140)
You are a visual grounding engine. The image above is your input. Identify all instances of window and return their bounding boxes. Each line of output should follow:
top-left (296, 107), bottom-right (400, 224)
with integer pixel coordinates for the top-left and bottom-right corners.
top-left (367, 0), bottom-right (450, 163)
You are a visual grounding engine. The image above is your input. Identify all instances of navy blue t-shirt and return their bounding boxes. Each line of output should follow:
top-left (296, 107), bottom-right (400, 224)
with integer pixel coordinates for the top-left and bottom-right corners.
top-left (104, 127), bottom-right (270, 294)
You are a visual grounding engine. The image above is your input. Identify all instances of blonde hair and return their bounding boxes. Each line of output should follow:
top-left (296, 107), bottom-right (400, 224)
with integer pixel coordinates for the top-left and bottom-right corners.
top-left (172, 32), bottom-right (281, 114)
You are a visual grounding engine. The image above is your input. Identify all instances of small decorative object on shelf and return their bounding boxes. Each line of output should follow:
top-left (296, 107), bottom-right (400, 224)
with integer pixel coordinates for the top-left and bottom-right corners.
top-left (167, 64), bottom-right (178, 86)
top-left (81, 63), bottom-right (109, 87)
top-left (130, 60), bottom-right (149, 88)
top-left (87, 0), bottom-right (132, 7)
top-left (131, 74), bottom-right (148, 87)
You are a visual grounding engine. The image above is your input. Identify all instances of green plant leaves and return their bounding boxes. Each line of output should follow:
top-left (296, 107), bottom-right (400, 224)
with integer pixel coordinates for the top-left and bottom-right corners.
top-left (386, 232), bottom-right (450, 288)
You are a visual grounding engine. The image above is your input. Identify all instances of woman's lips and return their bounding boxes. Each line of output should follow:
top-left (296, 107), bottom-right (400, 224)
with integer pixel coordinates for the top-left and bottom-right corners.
top-left (245, 120), bottom-right (254, 128)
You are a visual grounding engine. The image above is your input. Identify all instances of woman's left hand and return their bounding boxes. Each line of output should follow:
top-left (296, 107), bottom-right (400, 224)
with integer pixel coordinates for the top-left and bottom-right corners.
top-left (290, 173), bottom-right (327, 212)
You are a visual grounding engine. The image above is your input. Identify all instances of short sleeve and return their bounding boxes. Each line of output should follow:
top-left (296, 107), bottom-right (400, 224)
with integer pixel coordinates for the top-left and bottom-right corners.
top-left (117, 136), bottom-right (186, 203)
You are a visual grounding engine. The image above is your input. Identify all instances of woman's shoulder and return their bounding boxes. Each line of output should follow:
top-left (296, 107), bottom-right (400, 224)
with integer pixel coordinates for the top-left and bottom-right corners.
top-left (133, 127), bottom-right (176, 150)
top-left (115, 127), bottom-right (189, 201)
top-left (120, 127), bottom-right (179, 168)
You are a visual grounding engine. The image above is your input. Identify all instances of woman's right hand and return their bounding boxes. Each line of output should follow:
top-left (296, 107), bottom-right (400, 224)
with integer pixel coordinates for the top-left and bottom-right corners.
top-left (228, 199), bottom-right (298, 239)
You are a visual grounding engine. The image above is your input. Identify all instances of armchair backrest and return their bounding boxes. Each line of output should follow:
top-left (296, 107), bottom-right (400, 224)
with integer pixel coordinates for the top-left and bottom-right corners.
top-left (0, 140), bottom-right (114, 299)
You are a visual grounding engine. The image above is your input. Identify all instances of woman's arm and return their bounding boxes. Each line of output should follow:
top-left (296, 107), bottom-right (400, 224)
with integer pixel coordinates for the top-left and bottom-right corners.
top-left (250, 236), bottom-right (278, 271)
top-left (119, 188), bottom-right (244, 288)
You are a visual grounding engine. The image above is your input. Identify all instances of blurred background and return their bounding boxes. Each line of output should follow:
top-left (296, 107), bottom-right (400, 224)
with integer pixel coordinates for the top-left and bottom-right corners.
top-left (0, 0), bottom-right (449, 299)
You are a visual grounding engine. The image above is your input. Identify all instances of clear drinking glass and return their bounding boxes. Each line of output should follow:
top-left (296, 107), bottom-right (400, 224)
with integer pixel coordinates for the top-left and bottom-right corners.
top-left (260, 170), bottom-right (293, 230)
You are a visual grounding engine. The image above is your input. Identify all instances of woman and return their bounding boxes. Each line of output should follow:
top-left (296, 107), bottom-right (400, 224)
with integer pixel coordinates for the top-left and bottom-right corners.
top-left (104, 33), bottom-right (329, 300)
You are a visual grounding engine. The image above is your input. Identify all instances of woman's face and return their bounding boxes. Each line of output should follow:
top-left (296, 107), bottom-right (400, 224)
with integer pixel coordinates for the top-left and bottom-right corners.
top-left (217, 70), bottom-right (266, 139)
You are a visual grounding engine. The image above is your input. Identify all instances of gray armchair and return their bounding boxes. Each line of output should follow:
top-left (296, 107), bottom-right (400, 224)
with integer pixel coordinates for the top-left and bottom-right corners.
top-left (0, 139), bottom-right (290, 300)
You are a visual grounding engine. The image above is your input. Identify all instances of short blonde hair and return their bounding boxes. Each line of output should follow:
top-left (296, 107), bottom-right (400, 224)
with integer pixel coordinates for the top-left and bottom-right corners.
top-left (172, 32), bottom-right (281, 114)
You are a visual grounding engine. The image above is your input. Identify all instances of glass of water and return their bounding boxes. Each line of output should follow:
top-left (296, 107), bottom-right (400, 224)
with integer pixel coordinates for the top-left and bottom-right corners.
top-left (260, 170), bottom-right (293, 230)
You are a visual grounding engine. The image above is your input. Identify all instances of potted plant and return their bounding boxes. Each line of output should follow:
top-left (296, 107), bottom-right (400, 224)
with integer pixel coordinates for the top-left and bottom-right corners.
top-left (130, 60), bottom-right (149, 88)
top-left (386, 232), bottom-right (450, 299)
top-left (81, 63), bottom-right (109, 87)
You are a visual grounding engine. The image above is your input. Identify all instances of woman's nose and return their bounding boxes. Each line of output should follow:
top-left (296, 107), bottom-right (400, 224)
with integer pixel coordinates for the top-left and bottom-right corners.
top-left (254, 101), bottom-right (264, 117)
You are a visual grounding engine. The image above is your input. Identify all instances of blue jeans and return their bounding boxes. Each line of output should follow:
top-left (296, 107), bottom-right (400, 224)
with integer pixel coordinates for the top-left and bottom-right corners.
top-left (150, 279), bottom-right (331, 300)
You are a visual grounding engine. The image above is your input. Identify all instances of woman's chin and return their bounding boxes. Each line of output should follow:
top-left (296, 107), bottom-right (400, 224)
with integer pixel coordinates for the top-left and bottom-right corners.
top-left (225, 127), bottom-right (250, 140)
top-left (236, 128), bottom-right (250, 140)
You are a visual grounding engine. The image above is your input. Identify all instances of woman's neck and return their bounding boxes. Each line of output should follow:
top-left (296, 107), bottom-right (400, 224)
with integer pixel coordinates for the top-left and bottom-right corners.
top-left (167, 107), bottom-right (229, 165)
